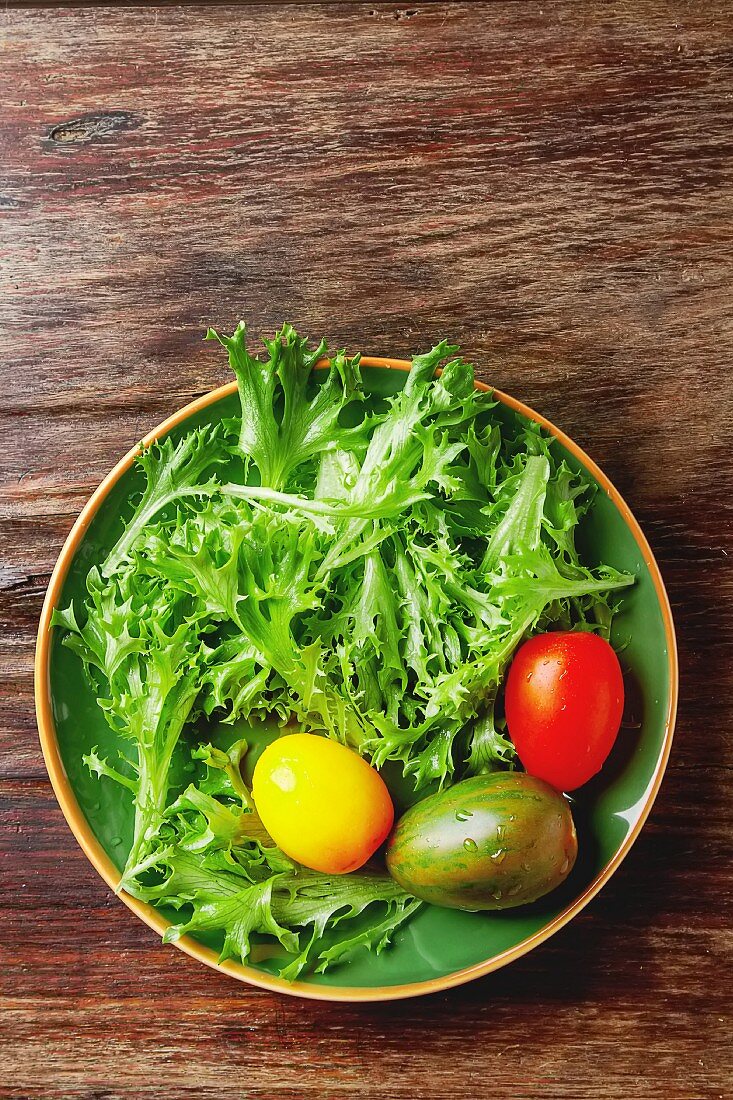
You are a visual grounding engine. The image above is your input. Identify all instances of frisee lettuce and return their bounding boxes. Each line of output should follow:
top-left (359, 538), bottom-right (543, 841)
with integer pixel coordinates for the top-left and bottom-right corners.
top-left (53, 322), bottom-right (633, 978)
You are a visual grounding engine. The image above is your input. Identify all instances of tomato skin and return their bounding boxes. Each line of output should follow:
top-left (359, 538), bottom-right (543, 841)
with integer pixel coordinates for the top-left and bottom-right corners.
top-left (505, 631), bottom-right (624, 791)
top-left (252, 733), bottom-right (394, 874)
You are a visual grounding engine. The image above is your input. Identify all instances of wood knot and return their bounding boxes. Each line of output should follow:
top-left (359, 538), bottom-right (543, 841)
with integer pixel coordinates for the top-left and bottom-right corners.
top-left (44, 110), bottom-right (142, 151)
top-left (369, 6), bottom-right (418, 18)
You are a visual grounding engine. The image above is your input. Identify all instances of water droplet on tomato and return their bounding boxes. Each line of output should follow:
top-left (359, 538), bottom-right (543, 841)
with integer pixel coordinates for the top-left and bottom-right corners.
top-left (463, 838), bottom-right (478, 853)
top-left (455, 809), bottom-right (474, 822)
top-left (491, 849), bottom-right (507, 864)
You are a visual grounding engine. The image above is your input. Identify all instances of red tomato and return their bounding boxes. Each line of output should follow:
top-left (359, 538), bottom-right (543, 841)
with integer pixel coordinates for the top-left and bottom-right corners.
top-left (505, 631), bottom-right (624, 791)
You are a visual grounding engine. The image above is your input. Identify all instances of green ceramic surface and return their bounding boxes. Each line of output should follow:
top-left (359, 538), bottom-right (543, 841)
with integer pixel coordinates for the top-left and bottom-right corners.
top-left (46, 368), bottom-right (673, 992)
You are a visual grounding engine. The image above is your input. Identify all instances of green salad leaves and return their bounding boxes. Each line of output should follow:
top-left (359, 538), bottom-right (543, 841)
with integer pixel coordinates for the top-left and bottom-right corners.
top-left (53, 322), bottom-right (632, 978)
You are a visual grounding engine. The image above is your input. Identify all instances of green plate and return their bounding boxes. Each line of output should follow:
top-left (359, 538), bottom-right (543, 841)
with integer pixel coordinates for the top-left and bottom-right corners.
top-left (36, 362), bottom-right (677, 1000)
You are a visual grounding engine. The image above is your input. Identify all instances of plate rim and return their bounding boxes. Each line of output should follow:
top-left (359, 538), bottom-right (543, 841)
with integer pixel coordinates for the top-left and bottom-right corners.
top-left (35, 356), bottom-right (679, 1002)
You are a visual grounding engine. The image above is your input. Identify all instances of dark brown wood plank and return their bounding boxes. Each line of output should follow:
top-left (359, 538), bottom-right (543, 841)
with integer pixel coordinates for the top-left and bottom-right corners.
top-left (7, 1), bottom-right (435, 6)
top-left (1, 4), bottom-right (731, 1099)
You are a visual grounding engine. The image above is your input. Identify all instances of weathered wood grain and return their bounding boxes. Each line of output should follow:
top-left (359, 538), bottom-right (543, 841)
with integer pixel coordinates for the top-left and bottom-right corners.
top-left (0, 3), bottom-right (731, 1099)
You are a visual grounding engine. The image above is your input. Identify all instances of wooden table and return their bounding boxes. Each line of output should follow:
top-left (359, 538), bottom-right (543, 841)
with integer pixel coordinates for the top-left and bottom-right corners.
top-left (1, 3), bottom-right (731, 1098)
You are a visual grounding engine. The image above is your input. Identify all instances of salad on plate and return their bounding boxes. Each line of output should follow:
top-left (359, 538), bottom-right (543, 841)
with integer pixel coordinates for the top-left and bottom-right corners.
top-left (52, 323), bottom-right (633, 979)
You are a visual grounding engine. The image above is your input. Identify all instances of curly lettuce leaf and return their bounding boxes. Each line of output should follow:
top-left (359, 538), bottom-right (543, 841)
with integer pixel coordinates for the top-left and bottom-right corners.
top-left (206, 322), bottom-right (365, 490)
top-left (53, 572), bottom-right (202, 882)
top-left (130, 843), bottom-right (418, 979)
top-left (104, 424), bottom-right (230, 576)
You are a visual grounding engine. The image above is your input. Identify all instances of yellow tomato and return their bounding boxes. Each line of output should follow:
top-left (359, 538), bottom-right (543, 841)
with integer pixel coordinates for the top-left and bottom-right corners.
top-left (251, 733), bottom-right (394, 874)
